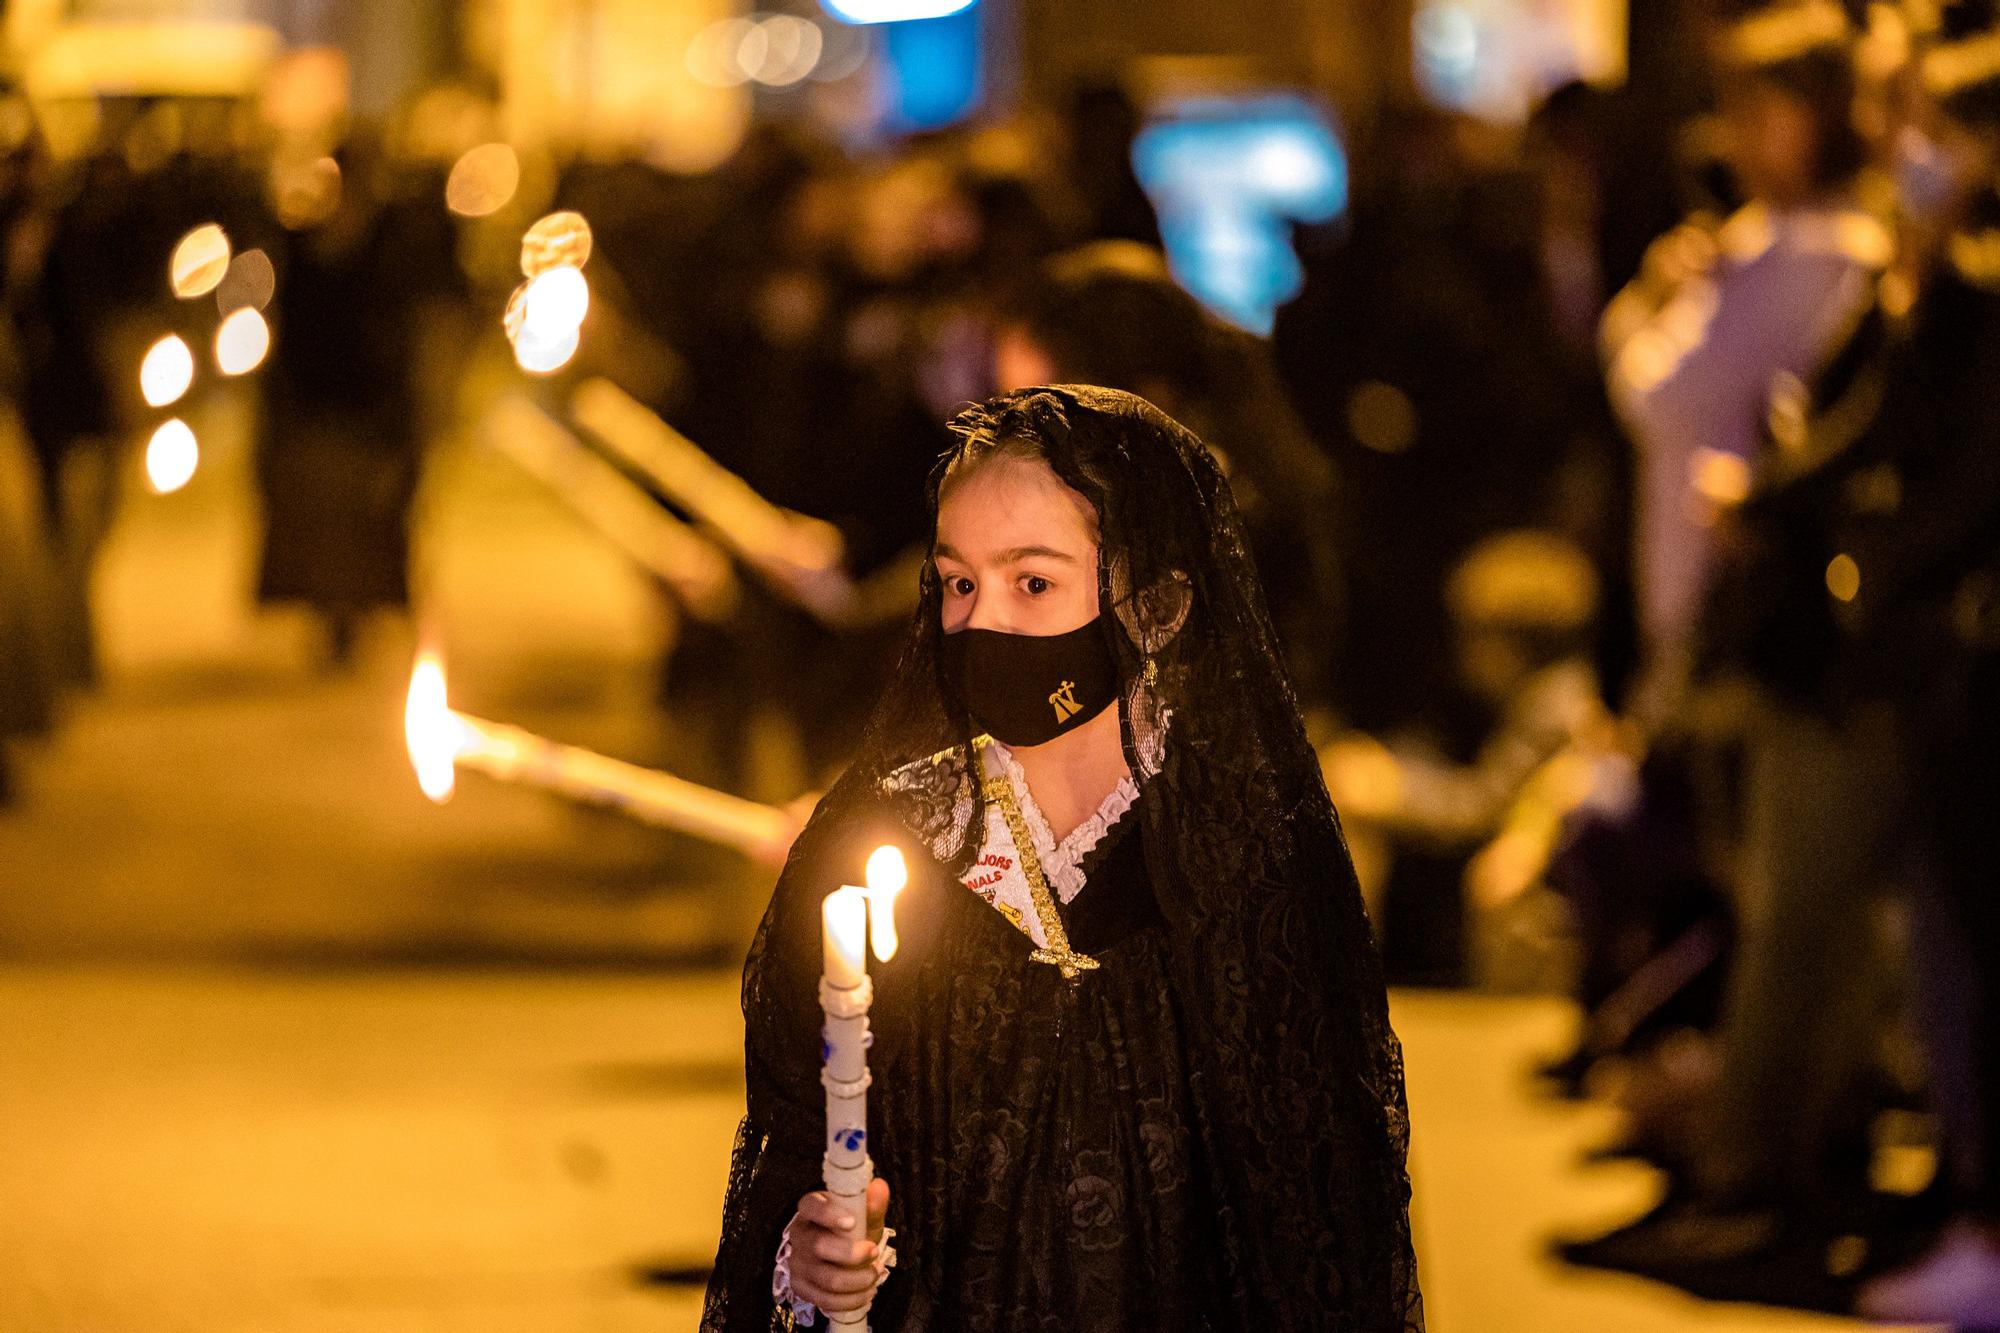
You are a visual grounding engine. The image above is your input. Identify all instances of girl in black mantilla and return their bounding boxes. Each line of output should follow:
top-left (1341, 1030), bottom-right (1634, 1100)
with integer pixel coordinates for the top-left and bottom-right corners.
top-left (703, 385), bottom-right (1423, 1332)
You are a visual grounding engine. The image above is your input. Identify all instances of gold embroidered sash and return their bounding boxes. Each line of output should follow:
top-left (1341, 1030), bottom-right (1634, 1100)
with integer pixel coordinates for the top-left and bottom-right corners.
top-left (972, 736), bottom-right (1100, 981)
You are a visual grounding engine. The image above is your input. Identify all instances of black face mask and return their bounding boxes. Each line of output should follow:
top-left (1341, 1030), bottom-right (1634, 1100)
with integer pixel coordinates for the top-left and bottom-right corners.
top-left (940, 618), bottom-right (1121, 747)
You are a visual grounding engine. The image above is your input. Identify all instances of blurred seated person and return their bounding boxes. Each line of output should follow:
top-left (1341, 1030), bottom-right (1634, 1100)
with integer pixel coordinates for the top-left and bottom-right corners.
top-left (1322, 530), bottom-right (1607, 986)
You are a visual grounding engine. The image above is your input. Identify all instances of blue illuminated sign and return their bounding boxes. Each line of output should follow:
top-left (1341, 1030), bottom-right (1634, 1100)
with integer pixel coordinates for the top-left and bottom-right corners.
top-left (1131, 94), bottom-right (1347, 333)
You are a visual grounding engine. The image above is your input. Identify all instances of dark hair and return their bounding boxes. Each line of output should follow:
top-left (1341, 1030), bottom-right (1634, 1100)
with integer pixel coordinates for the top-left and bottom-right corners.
top-left (935, 387), bottom-right (1110, 518)
top-left (1713, 5), bottom-right (1869, 190)
top-left (1759, 48), bottom-right (1870, 188)
top-left (1000, 243), bottom-right (1215, 414)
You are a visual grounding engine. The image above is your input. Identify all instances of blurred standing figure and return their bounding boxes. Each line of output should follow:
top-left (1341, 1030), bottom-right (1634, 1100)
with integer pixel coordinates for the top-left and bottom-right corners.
top-left (12, 135), bottom-right (138, 689)
top-left (1055, 81), bottom-right (1161, 249)
top-left (1570, 0), bottom-right (1905, 1280)
top-left (1843, 0), bottom-right (2000, 1318)
top-left (991, 241), bottom-right (1343, 699)
top-left (0, 88), bottom-right (60, 804)
top-left (257, 134), bottom-right (449, 667)
top-left (1274, 110), bottom-right (1607, 745)
top-left (1600, 0), bottom-right (1882, 716)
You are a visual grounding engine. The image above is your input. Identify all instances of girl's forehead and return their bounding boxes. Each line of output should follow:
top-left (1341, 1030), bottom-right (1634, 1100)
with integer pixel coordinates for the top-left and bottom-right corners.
top-left (936, 456), bottom-right (1097, 554)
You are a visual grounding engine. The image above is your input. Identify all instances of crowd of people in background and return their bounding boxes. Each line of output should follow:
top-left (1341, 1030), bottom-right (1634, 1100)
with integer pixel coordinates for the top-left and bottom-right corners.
top-left (2, 0), bottom-right (1998, 1322)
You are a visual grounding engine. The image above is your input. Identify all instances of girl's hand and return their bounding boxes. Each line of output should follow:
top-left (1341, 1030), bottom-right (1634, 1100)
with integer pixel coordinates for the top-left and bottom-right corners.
top-left (787, 1179), bottom-right (891, 1314)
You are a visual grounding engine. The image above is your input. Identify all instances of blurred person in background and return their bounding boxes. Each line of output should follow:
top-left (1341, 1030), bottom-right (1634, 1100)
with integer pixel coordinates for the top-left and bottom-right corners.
top-left (1599, 0), bottom-right (1882, 717)
top-left (654, 132), bottom-right (958, 801)
top-left (1322, 530), bottom-right (1608, 985)
top-left (1565, 0), bottom-right (1918, 1290)
top-left (1522, 79), bottom-right (1684, 717)
top-left (990, 240), bottom-right (1343, 700)
top-left (1273, 106), bottom-right (1616, 763)
top-left (1054, 79), bottom-right (1162, 249)
top-left (12, 117), bottom-right (140, 689)
top-left (1816, 0), bottom-right (2000, 1316)
top-left (256, 128), bottom-right (457, 668)
top-left (0, 87), bottom-right (59, 805)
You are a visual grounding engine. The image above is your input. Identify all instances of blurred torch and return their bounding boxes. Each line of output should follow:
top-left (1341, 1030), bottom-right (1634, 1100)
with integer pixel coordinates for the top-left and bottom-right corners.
top-left (404, 651), bottom-right (800, 865)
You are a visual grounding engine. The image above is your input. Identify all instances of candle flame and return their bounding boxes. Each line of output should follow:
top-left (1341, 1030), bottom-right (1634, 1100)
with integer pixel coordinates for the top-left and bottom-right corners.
top-left (169, 223), bottom-right (231, 299)
top-left (405, 653), bottom-right (464, 802)
top-left (140, 334), bottom-right (195, 408)
top-left (144, 418), bottom-right (199, 494)
top-left (215, 307), bottom-right (271, 376)
top-left (864, 844), bottom-right (906, 962)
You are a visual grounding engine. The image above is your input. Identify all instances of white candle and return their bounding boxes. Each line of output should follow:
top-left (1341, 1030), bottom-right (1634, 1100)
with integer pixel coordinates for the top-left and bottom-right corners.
top-left (817, 850), bottom-right (905, 1330)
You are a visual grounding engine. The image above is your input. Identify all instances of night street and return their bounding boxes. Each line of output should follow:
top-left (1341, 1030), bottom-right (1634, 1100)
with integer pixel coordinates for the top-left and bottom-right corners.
top-left (0, 407), bottom-right (1911, 1330)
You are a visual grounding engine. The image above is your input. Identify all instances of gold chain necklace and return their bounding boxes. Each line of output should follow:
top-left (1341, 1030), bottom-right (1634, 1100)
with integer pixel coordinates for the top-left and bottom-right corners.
top-left (973, 736), bottom-right (1100, 981)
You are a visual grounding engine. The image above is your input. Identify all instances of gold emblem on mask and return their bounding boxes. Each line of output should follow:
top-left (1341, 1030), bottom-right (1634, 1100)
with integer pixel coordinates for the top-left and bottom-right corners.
top-left (1049, 679), bottom-right (1082, 724)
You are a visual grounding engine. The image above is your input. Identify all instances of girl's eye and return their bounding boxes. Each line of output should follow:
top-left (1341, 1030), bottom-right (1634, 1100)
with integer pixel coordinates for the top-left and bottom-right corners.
top-left (946, 575), bottom-right (975, 596)
top-left (1022, 575), bottom-right (1051, 596)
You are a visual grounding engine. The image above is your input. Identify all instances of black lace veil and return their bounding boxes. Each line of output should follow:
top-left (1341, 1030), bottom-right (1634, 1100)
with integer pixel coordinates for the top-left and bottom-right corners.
top-left (704, 385), bottom-right (1422, 1331)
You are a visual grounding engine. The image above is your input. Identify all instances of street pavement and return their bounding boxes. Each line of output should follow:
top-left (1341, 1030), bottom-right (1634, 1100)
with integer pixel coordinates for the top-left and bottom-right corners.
top-left (0, 392), bottom-right (1922, 1331)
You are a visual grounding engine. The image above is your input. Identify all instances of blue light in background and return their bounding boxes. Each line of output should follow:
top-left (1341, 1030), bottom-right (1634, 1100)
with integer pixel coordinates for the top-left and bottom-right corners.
top-left (1131, 94), bottom-right (1347, 334)
top-left (1413, 2), bottom-right (1482, 109)
top-left (877, 4), bottom-right (982, 131)
top-left (821, 0), bottom-right (975, 20)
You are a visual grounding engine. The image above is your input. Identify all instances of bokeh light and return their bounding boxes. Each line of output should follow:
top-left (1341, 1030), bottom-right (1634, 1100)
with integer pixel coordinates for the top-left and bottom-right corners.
top-left (1346, 380), bottom-right (1418, 454)
top-left (688, 18), bottom-right (760, 86)
top-left (522, 265), bottom-right (589, 339)
top-left (274, 156), bottom-right (342, 230)
top-left (742, 16), bottom-right (824, 86)
top-left (214, 308), bottom-right (271, 376)
top-left (520, 210), bottom-right (592, 277)
top-left (1826, 554), bottom-right (1862, 603)
top-left (144, 418), bottom-right (199, 494)
top-left (169, 224), bottom-right (231, 299)
top-left (513, 323), bottom-right (581, 375)
top-left (139, 335), bottom-right (195, 408)
top-left (445, 143), bottom-right (521, 218)
top-left (688, 15), bottom-right (831, 87)
top-left (1690, 447), bottom-right (1753, 508)
top-left (215, 249), bottom-right (276, 313)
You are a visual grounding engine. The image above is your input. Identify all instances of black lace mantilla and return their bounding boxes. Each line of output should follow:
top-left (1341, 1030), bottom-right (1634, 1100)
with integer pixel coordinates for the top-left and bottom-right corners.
top-left (702, 386), bottom-right (1424, 1331)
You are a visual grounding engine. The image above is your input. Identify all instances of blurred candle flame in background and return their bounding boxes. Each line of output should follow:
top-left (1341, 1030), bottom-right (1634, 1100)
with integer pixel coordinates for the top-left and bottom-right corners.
top-left (404, 654), bottom-right (465, 803)
top-left (214, 248), bottom-right (276, 314)
top-left (214, 307), bottom-right (271, 376)
top-left (445, 143), bottom-right (521, 218)
top-left (168, 223), bottom-right (231, 299)
top-left (144, 418), bottom-right (199, 494)
top-left (139, 334), bottom-right (194, 407)
top-left (509, 213), bottom-right (594, 373)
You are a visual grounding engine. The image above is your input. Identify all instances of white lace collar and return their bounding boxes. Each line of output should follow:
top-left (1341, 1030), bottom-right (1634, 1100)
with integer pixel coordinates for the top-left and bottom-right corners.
top-left (978, 738), bottom-right (1139, 905)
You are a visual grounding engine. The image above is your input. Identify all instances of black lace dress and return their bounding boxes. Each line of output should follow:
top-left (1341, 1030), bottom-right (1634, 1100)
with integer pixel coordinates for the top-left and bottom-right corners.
top-left (876, 788), bottom-right (1227, 1329)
